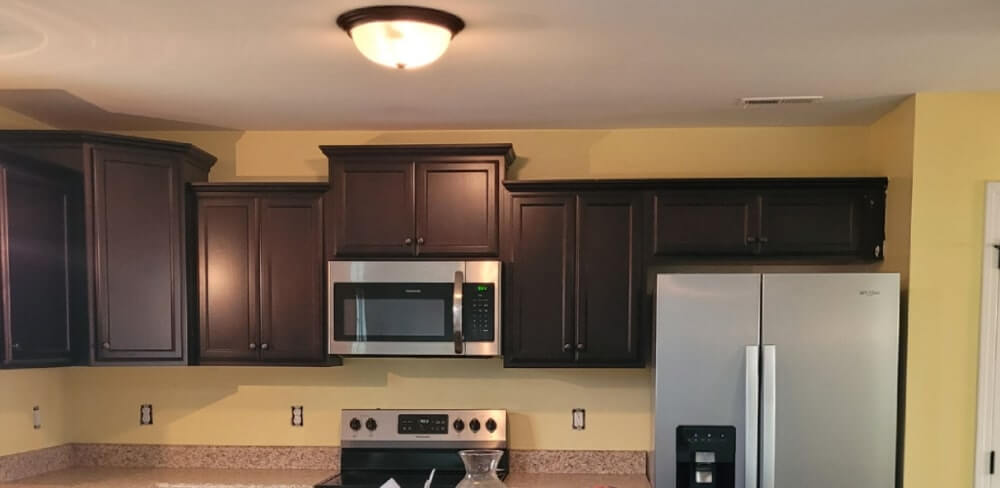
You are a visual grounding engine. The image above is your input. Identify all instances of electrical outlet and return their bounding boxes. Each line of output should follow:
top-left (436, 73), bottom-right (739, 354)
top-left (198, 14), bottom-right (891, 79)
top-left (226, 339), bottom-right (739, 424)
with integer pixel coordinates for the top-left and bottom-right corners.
top-left (140, 404), bottom-right (153, 425)
top-left (572, 408), bottom-right (585, 430)
top-left (32, 406), bottom-right (41, 430)
top-left (291, 406), bottom-right (304, 427)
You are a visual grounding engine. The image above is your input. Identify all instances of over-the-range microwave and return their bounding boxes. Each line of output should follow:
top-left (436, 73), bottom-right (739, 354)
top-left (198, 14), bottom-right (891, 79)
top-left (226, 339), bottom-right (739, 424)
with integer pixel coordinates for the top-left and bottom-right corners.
top-left (327, 261), bottom-right (501, 357)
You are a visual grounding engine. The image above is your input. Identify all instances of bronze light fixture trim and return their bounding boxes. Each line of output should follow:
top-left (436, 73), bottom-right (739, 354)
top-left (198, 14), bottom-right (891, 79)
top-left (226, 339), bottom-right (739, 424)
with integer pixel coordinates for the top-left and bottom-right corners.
top-left (336, 5), bottom-right (466, 69)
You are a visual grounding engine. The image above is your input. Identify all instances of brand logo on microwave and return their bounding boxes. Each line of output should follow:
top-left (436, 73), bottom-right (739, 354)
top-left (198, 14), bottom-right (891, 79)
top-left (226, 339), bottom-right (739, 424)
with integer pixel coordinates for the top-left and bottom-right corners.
top-left (404, 289), bottom-right (422, 294)
top-left (859, 290), bottom-right (881, 296)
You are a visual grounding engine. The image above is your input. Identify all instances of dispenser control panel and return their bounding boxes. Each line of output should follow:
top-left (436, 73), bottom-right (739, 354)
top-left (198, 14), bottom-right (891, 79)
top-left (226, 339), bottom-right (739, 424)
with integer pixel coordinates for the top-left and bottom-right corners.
top-left (676, 425), bottom-right (736, 488)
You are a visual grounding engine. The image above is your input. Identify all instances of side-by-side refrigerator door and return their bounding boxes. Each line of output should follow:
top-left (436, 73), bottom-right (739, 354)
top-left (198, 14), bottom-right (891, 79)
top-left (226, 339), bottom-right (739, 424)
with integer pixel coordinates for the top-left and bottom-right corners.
top-left (760, 273), bottom-right (900, 488)
top-left (654, 274), bottom-right (762, 488)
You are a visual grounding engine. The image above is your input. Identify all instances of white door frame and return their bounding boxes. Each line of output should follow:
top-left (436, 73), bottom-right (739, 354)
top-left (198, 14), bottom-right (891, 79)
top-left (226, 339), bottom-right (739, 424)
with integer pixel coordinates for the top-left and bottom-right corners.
top-left (975, 182), bottom-right (1000, 488)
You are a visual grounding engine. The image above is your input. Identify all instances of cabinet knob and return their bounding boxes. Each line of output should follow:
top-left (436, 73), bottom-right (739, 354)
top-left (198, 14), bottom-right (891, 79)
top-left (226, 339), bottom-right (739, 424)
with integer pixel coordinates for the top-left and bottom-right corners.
top-left (101, 342), bottom-right (111, 350)
top-left (759, 236), bottom-right (770, 243)
top-left (12, 343), bottom-right (21, 351)
top-left (577, 343), bottom-right (585, 351)
top-left (747, 236), bottom-right (758, 244)
top-left (404, 237), bottom-right (413, 245)
top-left (563, 343), bottom-right (572, 352)
top-left (249, 343), bottom-right (257, 350)
top-left (417, 237), bottom-right (425, 245)
top-left (261, 343), bottom-right (269, 350)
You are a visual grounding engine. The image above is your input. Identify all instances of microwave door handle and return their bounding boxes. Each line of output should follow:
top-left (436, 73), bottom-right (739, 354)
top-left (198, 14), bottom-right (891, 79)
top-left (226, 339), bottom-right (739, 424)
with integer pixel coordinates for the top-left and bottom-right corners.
top-left (453, 270), bottom-right (464, 354)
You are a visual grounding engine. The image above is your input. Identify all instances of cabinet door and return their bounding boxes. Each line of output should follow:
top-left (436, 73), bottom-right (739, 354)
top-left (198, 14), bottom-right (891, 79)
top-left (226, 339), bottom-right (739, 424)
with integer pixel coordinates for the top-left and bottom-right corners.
top-left (1, 165), bottom-right (83, 366)
top-left (415, 162), bottom-right (498, 256)
top-left (259, 194), bottom-right (325, 363)
top-left (652, 191), bottom-right (758, 256)
top-left (92, 147), bottom-right (186, 361)
top-left (504, 194), bottom-right (576, 366)
top-left (576, 193), bottom-right (642, 366)
top-left (331, 161), bottom-right (415, 256)
top-left (758, 191), bottom-right (861, 256)
top-left (197, 197), bottom-right (259, 362)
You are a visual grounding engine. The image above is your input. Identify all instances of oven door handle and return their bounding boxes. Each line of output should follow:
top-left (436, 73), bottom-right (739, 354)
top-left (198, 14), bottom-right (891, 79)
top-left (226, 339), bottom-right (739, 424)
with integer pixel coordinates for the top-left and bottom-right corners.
top-left (453, 270), bottom-right (464, 354)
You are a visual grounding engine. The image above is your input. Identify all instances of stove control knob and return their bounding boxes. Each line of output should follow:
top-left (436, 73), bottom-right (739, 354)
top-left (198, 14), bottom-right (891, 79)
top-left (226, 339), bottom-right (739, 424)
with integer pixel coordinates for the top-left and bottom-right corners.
top-left (365, 418), bottom-right (377, 431)
top-left (349, 418), bottom-right (362, 431)
top-left (485, 418), bottom-right (497, 433)
top-left (453, 419), bottom-right (465, 432)
top-left (469, 418), bottom-right (481, 432)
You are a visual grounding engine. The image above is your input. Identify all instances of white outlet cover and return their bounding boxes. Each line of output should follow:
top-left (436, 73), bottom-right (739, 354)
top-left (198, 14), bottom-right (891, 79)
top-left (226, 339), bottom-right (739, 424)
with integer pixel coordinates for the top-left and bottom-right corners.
top-left (32, 406), bottom-right (41, 430)
top-left (572, 408), bottom-right (585, 430)
top-left (291, 406), bottom-right (303, 427)
top-left (140, 404), bottom-right (153, 425)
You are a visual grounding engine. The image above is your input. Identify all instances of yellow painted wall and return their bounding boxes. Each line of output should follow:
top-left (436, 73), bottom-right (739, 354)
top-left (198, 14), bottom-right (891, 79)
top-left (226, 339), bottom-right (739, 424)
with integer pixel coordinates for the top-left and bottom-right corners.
top-left (904, 92), bottom-right (1000, 488)
top-left (0, 369), bottom-right (70, 456)
top-left (867, 98), bottom-right (915, 287)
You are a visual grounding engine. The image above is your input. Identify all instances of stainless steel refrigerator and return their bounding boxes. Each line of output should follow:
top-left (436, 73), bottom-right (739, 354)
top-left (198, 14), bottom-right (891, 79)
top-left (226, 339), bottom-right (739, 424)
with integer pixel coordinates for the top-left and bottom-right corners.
top-left (652, 273), bottom-right (900, 488)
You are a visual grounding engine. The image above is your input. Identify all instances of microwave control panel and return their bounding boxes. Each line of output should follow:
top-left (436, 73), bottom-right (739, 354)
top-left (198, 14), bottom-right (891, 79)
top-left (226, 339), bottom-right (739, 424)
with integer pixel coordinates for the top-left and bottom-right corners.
top-left (463, 283), bottom-right (495, 341)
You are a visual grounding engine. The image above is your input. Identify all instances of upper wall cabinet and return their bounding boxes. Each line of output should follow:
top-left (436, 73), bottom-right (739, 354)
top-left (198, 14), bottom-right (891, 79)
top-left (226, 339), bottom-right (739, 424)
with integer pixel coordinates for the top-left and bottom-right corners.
top-left (193, 184), bottom-right (332, 366)
top-left (321, 144), bottom-right (514, 259)
top-left (649, 179), bottom-right (887, 261)
top-left (0, 131), bottom-right (216, 364)
top-left (0, 151), bottom-right (86, 368)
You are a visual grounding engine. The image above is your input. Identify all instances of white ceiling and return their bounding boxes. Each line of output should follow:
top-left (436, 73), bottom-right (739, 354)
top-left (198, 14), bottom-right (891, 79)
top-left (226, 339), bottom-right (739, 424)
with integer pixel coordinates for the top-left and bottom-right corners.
top-left (0, 0), bottom-right (998, 130)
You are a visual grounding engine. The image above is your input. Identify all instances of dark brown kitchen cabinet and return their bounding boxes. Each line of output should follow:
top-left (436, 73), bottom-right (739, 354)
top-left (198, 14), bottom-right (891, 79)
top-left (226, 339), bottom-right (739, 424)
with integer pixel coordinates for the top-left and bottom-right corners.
top-left (650, 179), bottom-right (887, 260)
top-left (0, 153), bottom-right (85, 367)
top-left (504, 192), bottom-right (642, 367)
top-left (194, 184), bottom-right (331, 366)
top-left (0, 131), bottom-right (216, 365)
top-left (321, 144), bottom-right (515, 259)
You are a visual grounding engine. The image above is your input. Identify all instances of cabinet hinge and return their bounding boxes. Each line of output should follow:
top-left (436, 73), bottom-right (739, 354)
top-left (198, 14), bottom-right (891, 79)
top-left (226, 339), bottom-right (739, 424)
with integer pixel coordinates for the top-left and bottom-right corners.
top-left (990, 450), bottom-right (995, 475)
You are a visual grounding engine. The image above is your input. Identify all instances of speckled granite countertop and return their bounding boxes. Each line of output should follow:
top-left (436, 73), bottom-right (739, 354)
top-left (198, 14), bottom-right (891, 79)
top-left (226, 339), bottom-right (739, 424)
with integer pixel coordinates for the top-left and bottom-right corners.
top-left (0, 468), bottom-right (650, 488)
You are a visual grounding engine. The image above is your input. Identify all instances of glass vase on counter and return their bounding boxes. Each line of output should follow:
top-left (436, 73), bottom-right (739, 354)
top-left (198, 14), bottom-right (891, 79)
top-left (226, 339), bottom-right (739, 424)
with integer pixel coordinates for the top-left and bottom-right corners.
top-left (455, 450), bottom-right (507, 488)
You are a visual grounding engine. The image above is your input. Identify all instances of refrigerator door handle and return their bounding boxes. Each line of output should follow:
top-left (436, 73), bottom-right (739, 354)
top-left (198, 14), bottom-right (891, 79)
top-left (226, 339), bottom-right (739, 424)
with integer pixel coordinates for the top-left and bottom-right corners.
top-left (745, 345), bottom-right (760, 488)
top-left (761, 345), bottom-right (777, 488)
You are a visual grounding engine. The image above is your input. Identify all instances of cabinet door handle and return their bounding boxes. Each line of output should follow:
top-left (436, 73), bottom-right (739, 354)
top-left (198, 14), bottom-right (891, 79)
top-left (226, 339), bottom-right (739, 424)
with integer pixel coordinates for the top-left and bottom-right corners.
top-left (576, 343), bottom-right (585, 352)
top-left (261, 343), bottom-right (269, 351)
top-left (12, 343), bottom-right (21, 351)
top-left (417, 237), bottom-right (425, 245)
top-left (249, 343), bottom-right (257, 350)
top-left (563, 343), bottom-right (572, 352)
top-left (404, 237), bottom-right (413, 245)
top-left (101, 342), bottom-right (111, 350)
top-left (759, 236), bottom-right (770, 244)
top-left (747, 236), bottom-right (758, 244)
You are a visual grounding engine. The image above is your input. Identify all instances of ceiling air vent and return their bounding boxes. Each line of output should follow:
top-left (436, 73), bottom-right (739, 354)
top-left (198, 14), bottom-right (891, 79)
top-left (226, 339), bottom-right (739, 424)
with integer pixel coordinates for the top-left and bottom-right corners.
top-left (740, 96), bottom-right (824, 107)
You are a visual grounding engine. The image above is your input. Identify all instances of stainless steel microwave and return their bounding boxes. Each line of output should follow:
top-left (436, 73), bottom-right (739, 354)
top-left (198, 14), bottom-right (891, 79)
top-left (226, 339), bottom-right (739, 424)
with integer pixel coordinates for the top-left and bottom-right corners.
top-left (328, 261), bottom-right (501, 357)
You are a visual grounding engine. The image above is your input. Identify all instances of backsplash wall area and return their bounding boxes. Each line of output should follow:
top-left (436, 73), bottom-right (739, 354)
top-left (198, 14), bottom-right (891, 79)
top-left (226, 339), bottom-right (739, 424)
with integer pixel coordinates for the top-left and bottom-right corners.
top-left (0, 369), bottom-right (70, 457)
top-left (67, 361), bottom-right (650, 451)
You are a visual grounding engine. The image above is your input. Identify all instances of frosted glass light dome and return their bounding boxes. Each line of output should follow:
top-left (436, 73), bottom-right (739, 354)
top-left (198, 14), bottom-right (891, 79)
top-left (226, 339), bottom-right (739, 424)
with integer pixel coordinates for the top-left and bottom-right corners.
top-left (337, 6), bottom-right (465, 70)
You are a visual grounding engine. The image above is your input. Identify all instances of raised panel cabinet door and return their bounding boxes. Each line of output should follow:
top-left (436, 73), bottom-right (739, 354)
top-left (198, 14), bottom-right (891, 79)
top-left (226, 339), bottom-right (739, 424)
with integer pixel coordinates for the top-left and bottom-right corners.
top-left (576, 193), bottom-right (642, 366)
top-left (259, 194), bottom-right (325, 363)
top-left (92, 147), bottom-right (186, 360)
top-left (415, 162), bottom-right (498, 256)
top-left (758, 190), bottom-right (861, 256)
top-left (504, 194), bottom-right (576, 366)
top-left (332, 161), bottom-right (415, 256)
top-left (197, 197), bottom-right (259, 362)
top-left (652, 191), bottom-right (759, 256)
top-left (0, 164), bottom-right (83, 366)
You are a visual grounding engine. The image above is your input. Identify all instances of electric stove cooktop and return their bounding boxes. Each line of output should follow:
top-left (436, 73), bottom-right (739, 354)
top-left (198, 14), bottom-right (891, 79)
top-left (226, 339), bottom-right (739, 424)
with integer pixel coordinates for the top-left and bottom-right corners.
top-left (315, 409), bottom-right (508, 488)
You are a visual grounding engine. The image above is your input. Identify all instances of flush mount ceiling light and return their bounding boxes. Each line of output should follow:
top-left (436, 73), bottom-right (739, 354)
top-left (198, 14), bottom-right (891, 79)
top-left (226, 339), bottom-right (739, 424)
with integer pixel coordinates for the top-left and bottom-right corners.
top-left (336, 5), bottom-right (465, 70)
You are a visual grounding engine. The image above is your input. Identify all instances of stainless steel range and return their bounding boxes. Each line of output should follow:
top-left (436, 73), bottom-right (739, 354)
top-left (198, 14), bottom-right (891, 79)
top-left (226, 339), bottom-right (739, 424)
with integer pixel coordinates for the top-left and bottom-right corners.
top-left (316, 409), bottom-right (509, 488)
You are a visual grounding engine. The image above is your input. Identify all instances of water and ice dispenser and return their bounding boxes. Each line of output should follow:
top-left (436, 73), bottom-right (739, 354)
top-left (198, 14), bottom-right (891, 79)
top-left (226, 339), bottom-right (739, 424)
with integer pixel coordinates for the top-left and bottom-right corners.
top-left (676, 426), bottom-right (736, 488)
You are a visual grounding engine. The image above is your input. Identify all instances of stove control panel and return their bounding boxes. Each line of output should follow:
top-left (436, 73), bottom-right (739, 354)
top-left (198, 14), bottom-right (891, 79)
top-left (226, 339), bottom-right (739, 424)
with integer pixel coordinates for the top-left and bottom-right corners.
top-left (341, 409), bottom-right (507, 446)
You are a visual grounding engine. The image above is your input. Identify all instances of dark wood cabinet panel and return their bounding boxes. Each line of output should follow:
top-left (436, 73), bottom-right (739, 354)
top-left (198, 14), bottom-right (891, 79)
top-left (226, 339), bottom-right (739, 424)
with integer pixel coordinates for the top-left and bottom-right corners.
top-left (652, 191), bottom-right (758, 256)
top-left (415, 162), bottom-right (498, 256)
top-left (576, 193), bottom-right (642, 365)
top-left (197, 197), bottom-right (258, 362)
top-left (758, 191), bottom-right (861, 256)
top-left (332, 161), bottom-right (414, 256)
top-left (504, 194), bottom-right (576, 366)
top-left (91, 147), bottom-right (185, 360)
top-left (259, 195), bottom-right (325, 363)
top-left (1, 163), bottom-right (83, 367)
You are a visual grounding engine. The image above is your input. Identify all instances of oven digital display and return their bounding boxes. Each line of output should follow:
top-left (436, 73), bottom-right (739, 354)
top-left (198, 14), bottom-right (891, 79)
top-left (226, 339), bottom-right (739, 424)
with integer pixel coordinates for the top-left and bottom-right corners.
top-left (398, 414), bottom-right (449, 434)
